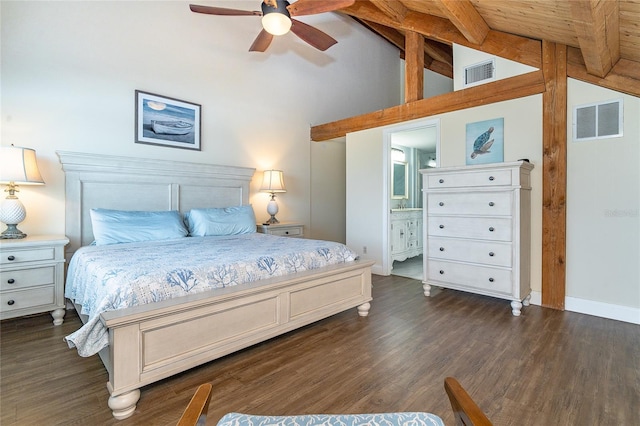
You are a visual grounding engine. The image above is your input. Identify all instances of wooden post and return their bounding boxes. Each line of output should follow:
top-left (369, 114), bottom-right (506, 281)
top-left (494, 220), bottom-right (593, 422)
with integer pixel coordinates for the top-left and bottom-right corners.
top-left (405, 31), bottom-right (424, 103)
top-left (541, 41), bottom-right (568, 310)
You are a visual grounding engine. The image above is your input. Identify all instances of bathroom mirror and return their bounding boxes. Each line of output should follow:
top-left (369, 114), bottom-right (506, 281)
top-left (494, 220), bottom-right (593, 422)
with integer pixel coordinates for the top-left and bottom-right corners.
top-left (391, 160), bottom-right (408, 199)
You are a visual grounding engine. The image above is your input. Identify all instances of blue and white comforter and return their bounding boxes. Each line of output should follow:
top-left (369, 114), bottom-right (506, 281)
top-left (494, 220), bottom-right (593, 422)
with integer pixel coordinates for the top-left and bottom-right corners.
top-left (64, 233), bottom-right (358, 357)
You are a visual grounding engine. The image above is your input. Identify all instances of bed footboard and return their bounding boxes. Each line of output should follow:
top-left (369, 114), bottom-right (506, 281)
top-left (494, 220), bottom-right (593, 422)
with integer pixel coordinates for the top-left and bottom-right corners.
top-left (102, 260), bottom-right (374, 419)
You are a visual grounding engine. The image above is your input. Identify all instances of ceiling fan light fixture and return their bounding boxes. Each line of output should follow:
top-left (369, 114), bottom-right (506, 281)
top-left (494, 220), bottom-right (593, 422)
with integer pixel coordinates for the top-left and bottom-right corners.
top-left (261, 0), bottom-right (292, 36)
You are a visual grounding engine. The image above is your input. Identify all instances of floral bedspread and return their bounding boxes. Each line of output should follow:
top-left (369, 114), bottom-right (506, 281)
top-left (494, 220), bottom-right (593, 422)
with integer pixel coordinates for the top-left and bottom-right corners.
top-left (64, 233), bottom-right (358, 357)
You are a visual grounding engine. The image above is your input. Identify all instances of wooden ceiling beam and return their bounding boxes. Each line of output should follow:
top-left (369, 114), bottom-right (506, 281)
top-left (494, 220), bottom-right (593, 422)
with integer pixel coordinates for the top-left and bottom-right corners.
top-left (567, 47), bottom-right (640, 97)
top-left (369, 0), bottom-right (407, 22)
top-left (435, 0), bottom-right (489, 45)
top-left (311, 70), bottom-right (545, 141)
top-left (339, 2), bottom-right (541, 69)
top-left (569, 0), bottom-right (620, 78)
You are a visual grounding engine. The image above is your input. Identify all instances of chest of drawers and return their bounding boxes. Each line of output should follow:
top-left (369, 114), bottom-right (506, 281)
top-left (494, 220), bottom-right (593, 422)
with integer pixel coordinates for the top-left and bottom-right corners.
top-left (420, 162), bottom-right (534, 316)
top-left (0, 235), bottom-right (69, 324)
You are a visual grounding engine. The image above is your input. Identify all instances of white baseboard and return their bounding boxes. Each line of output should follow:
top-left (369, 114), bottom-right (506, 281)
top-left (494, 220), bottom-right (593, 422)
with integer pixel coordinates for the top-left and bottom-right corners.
top-left (529, 291), bottom-right (640, 324)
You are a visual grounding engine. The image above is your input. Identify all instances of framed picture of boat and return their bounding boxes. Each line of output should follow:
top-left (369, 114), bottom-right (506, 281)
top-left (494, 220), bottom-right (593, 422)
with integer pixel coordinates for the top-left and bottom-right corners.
top-left (135, 90), bottom-right (201, 150)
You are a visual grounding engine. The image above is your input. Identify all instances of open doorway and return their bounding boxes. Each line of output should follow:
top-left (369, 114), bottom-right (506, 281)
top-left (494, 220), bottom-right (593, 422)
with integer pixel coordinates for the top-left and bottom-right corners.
top-left (383, 119), bottom-right (440, 280)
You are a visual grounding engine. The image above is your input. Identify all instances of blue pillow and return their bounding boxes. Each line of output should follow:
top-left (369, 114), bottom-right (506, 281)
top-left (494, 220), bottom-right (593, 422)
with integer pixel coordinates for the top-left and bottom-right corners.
top-left (90, 208), bottom-right (189, 246)
top-left (186, 205), bottom-right (256, 237)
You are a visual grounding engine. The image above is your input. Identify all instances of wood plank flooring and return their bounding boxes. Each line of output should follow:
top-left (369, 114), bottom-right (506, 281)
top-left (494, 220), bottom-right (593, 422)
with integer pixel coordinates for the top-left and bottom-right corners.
top-left (1, 275), bottom-right (639, 425)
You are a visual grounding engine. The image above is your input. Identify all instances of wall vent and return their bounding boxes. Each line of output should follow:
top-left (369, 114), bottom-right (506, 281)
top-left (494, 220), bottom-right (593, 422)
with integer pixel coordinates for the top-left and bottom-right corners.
top-left (464, 59), bottom-right (495, 87)
top-left (573, 99), bottom-right (623, 141)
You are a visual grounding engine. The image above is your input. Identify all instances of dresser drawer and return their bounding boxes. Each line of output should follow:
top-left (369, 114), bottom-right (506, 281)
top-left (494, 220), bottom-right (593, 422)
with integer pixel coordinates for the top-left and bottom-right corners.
top-left (428, 192), bottom-right (512, 216)
top-left (0, 286), bottom-right (55, 313)
top-left (0, 247), bottom-right (55, 265)
top-left (428, 216), bottom-right (512, 241)
top-left (428, 238), bottom-right (512, 267)
top-left (426, 169), bottom-right (512, 189)
top-left (0, 266), bottom-right (56, 291)
top-left (427, 260), bottom-right (512, 295)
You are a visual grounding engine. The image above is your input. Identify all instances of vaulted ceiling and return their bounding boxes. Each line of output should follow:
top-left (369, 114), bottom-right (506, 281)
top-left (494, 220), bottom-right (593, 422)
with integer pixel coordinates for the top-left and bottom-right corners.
top-left (335, 0), bottom-right (639, 96)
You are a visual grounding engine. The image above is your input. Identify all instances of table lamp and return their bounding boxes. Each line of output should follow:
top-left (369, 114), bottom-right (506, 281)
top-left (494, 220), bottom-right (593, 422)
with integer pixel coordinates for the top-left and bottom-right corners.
top-left (259, 170), bottom-right (286, 225)
top-left (0, 145), bottom-right (45, 239)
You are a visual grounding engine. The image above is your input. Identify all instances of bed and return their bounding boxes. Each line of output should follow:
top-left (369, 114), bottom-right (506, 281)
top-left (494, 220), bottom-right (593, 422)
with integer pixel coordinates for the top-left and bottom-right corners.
top-left (57, 151), bottom-right (374, 420)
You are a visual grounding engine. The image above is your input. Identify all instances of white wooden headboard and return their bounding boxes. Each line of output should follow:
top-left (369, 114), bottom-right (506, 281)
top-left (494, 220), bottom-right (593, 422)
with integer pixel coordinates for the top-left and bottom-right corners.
top-left (57, 151), bottom-right (255, 256)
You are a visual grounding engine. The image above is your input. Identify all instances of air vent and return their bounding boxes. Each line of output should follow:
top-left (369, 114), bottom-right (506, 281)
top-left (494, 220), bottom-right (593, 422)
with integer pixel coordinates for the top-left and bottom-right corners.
top-left (573, 99), bottom-right (623, 141)
top-left (464, 59), bottom-right (495, 87)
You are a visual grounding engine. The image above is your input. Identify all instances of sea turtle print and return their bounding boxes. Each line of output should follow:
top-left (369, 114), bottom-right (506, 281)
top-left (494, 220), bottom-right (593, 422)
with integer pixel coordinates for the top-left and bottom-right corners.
top-left (470, 126), bottom-right (494, 159)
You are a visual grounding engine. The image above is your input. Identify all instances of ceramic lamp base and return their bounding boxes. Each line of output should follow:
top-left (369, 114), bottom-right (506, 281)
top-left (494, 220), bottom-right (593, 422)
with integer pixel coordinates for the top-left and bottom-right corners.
top-left (1, 224), bottom-right (27, 239)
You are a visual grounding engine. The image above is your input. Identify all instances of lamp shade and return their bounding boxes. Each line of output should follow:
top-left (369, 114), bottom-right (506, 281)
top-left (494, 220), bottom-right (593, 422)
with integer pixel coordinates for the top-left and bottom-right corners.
top-left (260, 170), bottom-right (286, 193)
top-left (0, 145), bottom-right (45, 185)
top-left (261, 0), bottom-right (292, 35)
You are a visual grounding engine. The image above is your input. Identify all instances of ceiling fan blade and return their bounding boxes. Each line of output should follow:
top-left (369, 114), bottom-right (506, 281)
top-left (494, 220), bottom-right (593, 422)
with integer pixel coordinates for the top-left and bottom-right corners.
top-left (249, 29), bottom-right (274, 52)
top-left (189, 4), bottom-right (262, 16)
top-left (290, 19), bottom-right (337, 51)
top-left (287, 0), bottom-right (355, 16)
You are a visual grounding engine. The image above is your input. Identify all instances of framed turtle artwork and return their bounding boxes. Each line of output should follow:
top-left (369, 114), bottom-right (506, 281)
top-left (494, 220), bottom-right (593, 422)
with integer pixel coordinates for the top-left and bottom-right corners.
top-left (135, 90), bottom-right (201, 150)
top-left (465, 117), bottom-right (504, 165)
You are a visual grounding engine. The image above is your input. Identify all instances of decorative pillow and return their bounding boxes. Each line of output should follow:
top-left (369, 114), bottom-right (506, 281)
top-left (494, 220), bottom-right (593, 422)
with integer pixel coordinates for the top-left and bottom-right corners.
top-left (186, 205), bottom-right (256, 237)
top-left (90, 208), bottom-right (189, 246)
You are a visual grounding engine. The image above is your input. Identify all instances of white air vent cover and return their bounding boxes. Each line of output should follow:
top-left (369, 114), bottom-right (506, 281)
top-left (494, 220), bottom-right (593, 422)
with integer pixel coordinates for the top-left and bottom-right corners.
top-left (573, 99), bottom-right (623, 141)
top-left (464, 59), bottom-right (495, 87)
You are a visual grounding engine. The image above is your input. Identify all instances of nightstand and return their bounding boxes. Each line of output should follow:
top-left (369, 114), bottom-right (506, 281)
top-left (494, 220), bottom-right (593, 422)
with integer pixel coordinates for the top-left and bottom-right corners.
top-left (0, 235), bottom-right (69, 325)
top-left (257, 223), bottom-right (304, 238)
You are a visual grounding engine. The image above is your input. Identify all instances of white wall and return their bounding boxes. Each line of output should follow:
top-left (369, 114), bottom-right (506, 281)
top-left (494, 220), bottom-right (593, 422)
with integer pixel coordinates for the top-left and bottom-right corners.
top-left (566, 78), bottom-right (639, 322)
top-left (1, 1), bottom-right (400, 238)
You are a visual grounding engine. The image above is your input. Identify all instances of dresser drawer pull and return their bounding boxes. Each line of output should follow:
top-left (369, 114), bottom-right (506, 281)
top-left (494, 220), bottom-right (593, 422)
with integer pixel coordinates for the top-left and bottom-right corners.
top-left (489, 202), bottom-right (495, 206)
top-left (489, 227), bottom-right (495, 232)
top-left (438, 202), bottom-right (444, 206)
top-left (285, 231), bottom-right (289, 234)
top-left (439, 225), bottom-right (444, 229)
top-left (489, 176), bottom-right (495, 181)
top-left (439, 270), bottom-right (445, 275)
top-left (489, 252), bottom-right (495, 257)
top-left (7, 256), bottom-right (15, 261)
top-left (488, 278), bottom-right (494, 282)
top-left (7, 278), bottom-right (15, 284)
top-left (439, 247), bottom-right (445, 251)
top-left (439, 179), bottom-right (444, 183)
top-left (7, 300), bottom-right (15, 306)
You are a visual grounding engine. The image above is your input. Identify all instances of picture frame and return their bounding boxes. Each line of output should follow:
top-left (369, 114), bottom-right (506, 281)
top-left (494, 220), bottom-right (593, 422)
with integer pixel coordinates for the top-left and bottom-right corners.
top-left (135, 90), bottom-right (201, 150)
top-left (466, 117), bottom-right (504, 165)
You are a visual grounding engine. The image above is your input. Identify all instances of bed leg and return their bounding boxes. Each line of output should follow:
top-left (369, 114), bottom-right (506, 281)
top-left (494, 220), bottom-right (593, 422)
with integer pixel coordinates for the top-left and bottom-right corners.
top-left (357, 302), bottom-right (371, 317)
top-left (108, 389), bottom-right (141, 420)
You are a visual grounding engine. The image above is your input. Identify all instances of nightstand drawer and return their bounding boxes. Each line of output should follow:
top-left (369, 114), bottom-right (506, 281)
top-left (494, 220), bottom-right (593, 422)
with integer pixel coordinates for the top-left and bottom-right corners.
top-left (1, 247), bottom-right (55, 265)
top-left (268, 227), bottom-right (303, 237)
top-left (1, 286), bottom-right (55, 313)
top-left (1, 266), bottom-right (56, 290)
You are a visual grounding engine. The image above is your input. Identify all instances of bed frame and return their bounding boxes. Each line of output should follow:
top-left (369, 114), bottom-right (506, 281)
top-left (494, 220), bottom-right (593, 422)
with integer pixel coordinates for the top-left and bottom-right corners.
top-left (57, 151), bottom-right (374, 420)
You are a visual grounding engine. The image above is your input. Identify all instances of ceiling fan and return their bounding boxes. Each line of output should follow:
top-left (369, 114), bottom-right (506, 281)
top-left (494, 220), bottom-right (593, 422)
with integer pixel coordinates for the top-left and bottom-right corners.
top-left (189, 0), bottom-right (354, 52)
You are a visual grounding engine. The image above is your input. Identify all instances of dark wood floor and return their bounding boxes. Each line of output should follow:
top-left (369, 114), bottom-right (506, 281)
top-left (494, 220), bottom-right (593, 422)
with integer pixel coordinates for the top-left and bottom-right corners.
top-left (2, 275), bottom-right (639, 426)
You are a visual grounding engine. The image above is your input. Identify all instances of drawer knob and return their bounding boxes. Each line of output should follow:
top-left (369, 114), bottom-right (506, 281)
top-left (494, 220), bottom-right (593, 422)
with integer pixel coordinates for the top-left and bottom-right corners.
top-left (439, 224), bottom-right (444, 229)
top-left (489, 227), bottom-right (495, 232)
top-left (439, 270), bottom-right (445, 275)
top-left (489, 278), bottom-right (494, 282)
top-left (489, 176), bottom-right (495, 181)
top-left (439, 247), bottom-right (445, 251)
top-left (439, 202), bottom-right (444, 207)
top-left (439, 179), bottom-right (444, 183)
top-left (7, 300), bottom-right (15, 306)
top-left (489, 202), bottom-right (495, 206)
top-left (7, 255), bottom-right (15, 261)
top-left (7, 278), bottom-right (15, 284)
top-left (489, 252), bottom-right (495, 257)
top-left (285, 231), bottom-right (289, 234)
